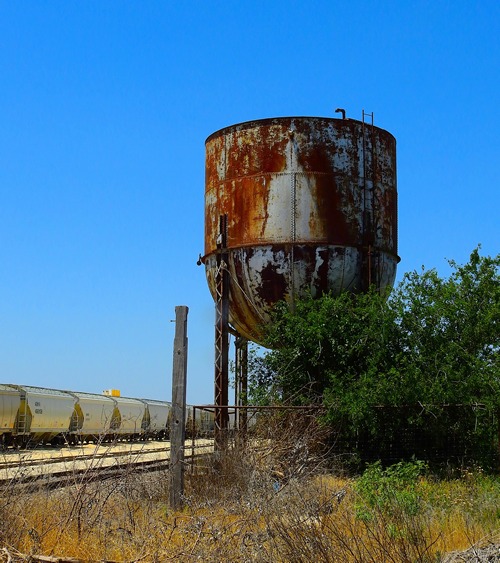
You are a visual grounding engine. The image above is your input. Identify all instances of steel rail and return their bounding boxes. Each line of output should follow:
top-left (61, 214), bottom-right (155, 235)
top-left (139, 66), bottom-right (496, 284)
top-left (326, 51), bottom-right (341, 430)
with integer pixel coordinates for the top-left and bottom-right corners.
top-left (0, 441), bottom-right (214, 491)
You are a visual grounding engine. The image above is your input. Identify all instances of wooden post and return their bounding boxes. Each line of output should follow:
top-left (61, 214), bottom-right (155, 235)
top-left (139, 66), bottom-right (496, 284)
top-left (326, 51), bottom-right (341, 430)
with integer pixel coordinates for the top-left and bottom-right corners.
top-left (170, 305), bottom-right (188, 510)
top-left (235, 336), bottom-right (248, 434)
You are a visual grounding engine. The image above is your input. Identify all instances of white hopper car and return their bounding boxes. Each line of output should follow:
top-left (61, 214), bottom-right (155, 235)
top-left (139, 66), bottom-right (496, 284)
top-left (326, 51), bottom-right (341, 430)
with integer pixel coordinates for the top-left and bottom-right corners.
top-left (0, 384), bottom-right (218, 447)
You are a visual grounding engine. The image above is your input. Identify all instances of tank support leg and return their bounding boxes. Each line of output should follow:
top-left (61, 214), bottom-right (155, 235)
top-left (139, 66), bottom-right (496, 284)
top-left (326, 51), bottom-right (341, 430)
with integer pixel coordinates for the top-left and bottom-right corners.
top-left (214, 214), bottom-right (230, 452)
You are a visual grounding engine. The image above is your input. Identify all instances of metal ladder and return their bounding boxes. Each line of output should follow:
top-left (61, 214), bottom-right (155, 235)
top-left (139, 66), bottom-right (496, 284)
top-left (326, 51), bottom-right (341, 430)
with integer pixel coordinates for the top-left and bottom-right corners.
top-left (361, 109), bottom-right (379, 290)
top-left (17, 394), bottom-right (28, 435)
top-left (69, 410), bottom-right (79, 432)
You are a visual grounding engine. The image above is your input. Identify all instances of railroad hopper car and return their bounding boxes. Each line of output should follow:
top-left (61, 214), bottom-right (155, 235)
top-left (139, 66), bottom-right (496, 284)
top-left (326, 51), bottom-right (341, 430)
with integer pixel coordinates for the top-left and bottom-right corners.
top-left (185, 405), bottom-right (219, 437)
top-left (0, 384), bottom-right (22, 443)
top-left (3, 385), bottom-right (76, 445)
top-left (0, 384), bottom-right (178, 447)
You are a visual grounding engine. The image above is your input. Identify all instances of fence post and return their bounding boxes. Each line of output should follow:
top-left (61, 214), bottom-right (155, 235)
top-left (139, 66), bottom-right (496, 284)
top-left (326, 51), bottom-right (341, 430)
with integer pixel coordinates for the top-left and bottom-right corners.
top-left (170, 305), bottom-right (188, 510)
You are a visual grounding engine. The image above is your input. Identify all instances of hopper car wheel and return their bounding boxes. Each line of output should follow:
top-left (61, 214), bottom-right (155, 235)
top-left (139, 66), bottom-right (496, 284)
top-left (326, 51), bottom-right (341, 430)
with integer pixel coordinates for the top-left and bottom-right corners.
top-left (1, 434), bottom-right (13, 449)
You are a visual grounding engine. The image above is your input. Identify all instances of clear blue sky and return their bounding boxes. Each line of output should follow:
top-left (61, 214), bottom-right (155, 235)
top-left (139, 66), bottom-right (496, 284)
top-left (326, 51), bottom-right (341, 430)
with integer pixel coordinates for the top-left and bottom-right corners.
top-left (0, 1), bottom-right (498, 404)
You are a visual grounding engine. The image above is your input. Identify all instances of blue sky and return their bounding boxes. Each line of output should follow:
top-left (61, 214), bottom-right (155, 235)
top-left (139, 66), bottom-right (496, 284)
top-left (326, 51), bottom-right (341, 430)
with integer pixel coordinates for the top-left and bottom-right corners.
top-left (0, 1), bottom-right (498, 404)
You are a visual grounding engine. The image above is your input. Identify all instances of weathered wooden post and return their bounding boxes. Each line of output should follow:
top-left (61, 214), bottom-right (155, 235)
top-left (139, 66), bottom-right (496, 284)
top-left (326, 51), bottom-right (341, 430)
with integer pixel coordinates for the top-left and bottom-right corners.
top-left (170, 305), bottom-right (188, 510)
top-left (235, 335), bottom-right (248, 434)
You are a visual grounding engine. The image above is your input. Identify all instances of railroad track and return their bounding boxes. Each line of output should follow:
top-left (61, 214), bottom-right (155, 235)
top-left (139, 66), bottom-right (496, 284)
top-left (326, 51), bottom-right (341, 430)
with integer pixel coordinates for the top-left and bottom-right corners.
top-left (0, 440), bottom-right (214, 490)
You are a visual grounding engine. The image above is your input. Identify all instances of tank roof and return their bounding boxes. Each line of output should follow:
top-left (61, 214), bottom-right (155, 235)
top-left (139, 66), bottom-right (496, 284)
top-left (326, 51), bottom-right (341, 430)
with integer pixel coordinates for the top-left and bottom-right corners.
top-left (206, 115), bottom-right (395, 143)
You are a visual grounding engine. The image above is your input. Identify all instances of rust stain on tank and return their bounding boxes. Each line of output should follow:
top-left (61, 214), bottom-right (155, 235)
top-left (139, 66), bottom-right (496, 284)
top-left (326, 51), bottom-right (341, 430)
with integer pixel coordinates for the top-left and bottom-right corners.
top-left (204, 116), bottom-right (398, 345)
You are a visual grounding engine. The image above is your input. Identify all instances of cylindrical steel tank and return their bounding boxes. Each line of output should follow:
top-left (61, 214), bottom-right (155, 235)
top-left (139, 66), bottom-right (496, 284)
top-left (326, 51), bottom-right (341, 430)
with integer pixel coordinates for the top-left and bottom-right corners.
top-left (204, 116), bottom-right (398, 345)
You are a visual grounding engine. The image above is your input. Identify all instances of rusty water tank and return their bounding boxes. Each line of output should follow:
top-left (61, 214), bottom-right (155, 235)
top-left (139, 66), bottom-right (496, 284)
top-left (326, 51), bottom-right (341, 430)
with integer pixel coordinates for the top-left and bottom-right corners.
top-left (204, 116), bottom-right (398, 345)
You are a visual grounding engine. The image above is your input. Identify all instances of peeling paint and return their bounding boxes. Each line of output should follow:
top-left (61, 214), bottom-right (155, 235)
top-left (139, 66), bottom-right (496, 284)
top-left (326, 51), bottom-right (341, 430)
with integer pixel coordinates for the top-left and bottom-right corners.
top-left (204, 117), bottom-right (398, 345)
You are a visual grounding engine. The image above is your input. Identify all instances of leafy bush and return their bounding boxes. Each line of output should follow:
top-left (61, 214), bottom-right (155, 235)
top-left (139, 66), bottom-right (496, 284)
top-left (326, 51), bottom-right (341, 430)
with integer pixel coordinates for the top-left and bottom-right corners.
top-left (354, 460), bottom-right (427, 521)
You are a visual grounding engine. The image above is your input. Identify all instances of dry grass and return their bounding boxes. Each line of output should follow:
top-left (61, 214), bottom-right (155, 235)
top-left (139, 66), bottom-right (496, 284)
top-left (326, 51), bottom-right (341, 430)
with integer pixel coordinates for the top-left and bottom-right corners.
top-left (1, 416), bottom-right (500, 562)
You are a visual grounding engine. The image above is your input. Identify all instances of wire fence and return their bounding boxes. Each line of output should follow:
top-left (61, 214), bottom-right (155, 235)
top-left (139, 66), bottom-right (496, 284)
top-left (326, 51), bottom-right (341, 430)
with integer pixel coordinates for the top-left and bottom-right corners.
top-left (189, 403), bottom-right (500, 471)
top-left (331, 403), bottom-right (500, 470)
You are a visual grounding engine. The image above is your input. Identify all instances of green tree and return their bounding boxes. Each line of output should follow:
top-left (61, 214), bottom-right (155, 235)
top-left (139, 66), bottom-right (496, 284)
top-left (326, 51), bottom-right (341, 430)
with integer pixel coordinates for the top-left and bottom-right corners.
top-left (251, 248), bottom-right (500, 466)
top-left (395, 249), bottom-right (500, 405)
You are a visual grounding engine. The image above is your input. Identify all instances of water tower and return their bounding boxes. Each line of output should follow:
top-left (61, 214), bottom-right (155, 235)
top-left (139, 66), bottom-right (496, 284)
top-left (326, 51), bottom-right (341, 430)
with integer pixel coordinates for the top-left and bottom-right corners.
top-left (201, 113), bottom-right (398, 441)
